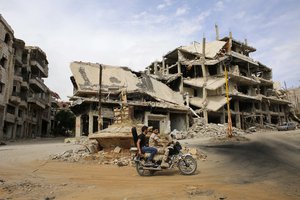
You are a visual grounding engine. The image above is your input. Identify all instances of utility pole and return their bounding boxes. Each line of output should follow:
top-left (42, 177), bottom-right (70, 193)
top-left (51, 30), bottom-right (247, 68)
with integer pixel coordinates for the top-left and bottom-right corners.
top-left (215, 24), bottom-right (219, 40)
top-left (98, 64), bottom-right (103, 132)
top-left (225, 65), bottom-right (233, 137)
top-left (201, 36), bottom-right (208, 123)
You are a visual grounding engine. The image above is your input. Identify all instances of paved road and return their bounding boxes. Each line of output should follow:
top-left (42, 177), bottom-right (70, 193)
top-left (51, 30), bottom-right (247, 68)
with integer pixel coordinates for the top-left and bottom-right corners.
top-left (194, 131), bottom-right (300, 197)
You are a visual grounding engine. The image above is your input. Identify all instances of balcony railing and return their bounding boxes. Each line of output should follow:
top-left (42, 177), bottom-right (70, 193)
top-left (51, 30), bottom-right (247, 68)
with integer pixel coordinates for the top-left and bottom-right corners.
top-left (29, 76), bottom-right (47, 92)
top-left (30, 60), bottom-right (48, 77)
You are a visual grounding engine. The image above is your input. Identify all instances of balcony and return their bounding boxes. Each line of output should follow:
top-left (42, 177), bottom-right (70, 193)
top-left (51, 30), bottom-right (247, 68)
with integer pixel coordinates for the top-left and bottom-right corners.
top-left (30, 60), bottom-right (48, 77)
top-left (14, 72), bottom-right (23, 82)
top-left (5, 113), bottom-right (15, 123)
top-left (21, 81), bottom-right (29, 89)
top-left (14, 54), bottom-right (23, 65)
top-left (29, 76), bottom-right (47, 92)
top-left (20, 100), bottom-right (27, 108)
top-left (9, 92), bottom-right (21, 104)
top-left (28, 95), bottom-right (47, 109)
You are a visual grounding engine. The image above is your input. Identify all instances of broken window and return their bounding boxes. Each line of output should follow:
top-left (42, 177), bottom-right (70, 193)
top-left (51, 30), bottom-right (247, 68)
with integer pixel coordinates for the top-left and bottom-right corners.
top-left (6, 105), bottom-right (15, 115)
top-left (208, 114), bottom-right (221, 124)
top-left (18, 109), bottom-right (23, 117)
top-left (239, 101), bottom-right (252, 112)
top-left (0, 82), bottom-right (4, 93)
top-left (4, 33), bottom-right (11, 44)
top-left (208, 65), bottom-right (218, 76)
top-left (0, 57), bottom-right (7, 68)
top-left (237, 85), bottom-right (248, 95)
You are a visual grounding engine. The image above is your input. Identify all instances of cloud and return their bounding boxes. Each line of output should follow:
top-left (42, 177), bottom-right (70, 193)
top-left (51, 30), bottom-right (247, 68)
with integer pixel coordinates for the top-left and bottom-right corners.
top-left (1, 0), bottom-right (300, 100)
top-left (157, 0), bottom-right (172, 10)
top-left (214, 1), bottom-right (224, 11)
top-left (175, 6), bottom-right (189, 16)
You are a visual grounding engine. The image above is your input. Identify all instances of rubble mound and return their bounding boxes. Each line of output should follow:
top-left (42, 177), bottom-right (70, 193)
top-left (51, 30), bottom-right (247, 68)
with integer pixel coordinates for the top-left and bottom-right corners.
top-left (50, 141), bottom-right (133, 167)
top-left (50, 137), bottom-right (206, 166)
top-left (172, 118), bottom-right (245, 139)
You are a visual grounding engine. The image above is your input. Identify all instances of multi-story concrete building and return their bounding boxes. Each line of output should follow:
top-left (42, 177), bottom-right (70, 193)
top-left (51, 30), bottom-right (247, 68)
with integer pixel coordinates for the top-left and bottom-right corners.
top-left (0, 15), bottom-right (52, 140)
top-left (146, 34), bottom-right (291, 129)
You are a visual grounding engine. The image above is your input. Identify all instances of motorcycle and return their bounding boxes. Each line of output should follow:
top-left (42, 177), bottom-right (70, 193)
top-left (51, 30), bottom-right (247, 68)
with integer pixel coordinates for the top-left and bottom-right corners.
top-left (130, 141), bottom-right (197, 176)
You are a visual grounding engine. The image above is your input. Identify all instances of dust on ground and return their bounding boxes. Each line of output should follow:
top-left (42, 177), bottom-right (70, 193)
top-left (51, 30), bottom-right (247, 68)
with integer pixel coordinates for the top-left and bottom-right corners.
top-left (0, 131), bottom-right (300, 200)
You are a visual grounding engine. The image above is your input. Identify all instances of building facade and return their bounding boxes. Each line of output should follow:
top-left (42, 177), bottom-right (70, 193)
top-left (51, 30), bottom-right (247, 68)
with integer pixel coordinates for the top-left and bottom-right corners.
top-left (69, 62), bottom-right (189, 137)
top-left (0, 15), bottom-right (52, 140)
top-left (145, 34), bottom-right (290, 129)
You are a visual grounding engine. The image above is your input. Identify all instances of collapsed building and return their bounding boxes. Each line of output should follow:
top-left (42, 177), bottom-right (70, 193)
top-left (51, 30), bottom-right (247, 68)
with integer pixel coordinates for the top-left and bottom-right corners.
top-left (0, 15), bottom-right (55, 140)
top-left (145, 34), bottom-right (291, 129)
top-left (69, 33), bottom-right (294, 142)
top-left (69, 62), bottom-right (189, 138)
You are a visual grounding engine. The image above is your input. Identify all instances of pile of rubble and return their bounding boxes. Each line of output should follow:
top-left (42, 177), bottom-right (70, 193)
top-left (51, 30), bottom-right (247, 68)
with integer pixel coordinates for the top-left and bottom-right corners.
top-left (50, 136), bottom-right (206, 165)
top-left (171, 118), bottom-right (245, 140)
top-left (50, 137), bottom-right (133, 166)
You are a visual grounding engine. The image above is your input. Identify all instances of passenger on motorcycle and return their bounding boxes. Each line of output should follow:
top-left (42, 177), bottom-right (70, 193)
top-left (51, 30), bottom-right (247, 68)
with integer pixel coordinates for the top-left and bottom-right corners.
top-left (137, 126), bottom-right (157, 166)
top-left (149, 128), bottom-right (172, 168)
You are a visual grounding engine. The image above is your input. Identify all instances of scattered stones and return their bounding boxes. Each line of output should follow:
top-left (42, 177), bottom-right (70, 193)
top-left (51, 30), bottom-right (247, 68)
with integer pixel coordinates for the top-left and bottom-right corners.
top-left (50, 140), bottom-right (132, 166)
top-left (45, 196), bottom-right (55, 200)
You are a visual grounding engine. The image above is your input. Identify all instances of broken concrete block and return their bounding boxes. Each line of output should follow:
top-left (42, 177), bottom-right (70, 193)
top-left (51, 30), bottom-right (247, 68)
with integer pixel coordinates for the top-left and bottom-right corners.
top-left (189, 148), bottom-right (198, 155)
top-left (114, 146), bottom-right (122, 153)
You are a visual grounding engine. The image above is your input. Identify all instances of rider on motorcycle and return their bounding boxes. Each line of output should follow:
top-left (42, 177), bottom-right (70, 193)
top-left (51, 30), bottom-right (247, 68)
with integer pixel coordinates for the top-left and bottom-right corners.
top-left (136, 126), bottom-right (157, 166)
top-left (149, 128), bottom-right (171, 168)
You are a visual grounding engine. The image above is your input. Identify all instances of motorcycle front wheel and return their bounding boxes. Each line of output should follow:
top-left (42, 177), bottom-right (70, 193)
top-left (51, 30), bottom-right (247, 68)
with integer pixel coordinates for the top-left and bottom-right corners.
top-left (178, 155), bottom-right (197, 175)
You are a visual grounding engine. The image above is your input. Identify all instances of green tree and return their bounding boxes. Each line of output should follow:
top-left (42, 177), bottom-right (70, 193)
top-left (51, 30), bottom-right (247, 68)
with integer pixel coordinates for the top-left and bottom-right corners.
top-left (54, 110), bottom-right (75, 136)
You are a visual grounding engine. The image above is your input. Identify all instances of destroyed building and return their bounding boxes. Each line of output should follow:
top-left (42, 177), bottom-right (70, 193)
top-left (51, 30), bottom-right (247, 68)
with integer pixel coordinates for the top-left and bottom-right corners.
top-left (145, 34), bottom-right (291, 129)
top-left (0, 15), bottom-right (54, 140)
top-left (69, 61), bottom-right (189, 137)
top-left (287, 87), bottom-right (300, 116)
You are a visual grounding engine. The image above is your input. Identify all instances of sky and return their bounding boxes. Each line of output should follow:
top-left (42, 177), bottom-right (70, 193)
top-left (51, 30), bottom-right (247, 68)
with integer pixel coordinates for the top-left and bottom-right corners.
top-left (1, 0), bottom-right (300, 100)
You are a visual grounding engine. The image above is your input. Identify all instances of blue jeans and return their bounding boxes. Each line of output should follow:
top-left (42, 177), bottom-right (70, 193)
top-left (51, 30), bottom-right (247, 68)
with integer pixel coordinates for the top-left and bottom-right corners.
top-left (142, 146), bottom-right (157, 162)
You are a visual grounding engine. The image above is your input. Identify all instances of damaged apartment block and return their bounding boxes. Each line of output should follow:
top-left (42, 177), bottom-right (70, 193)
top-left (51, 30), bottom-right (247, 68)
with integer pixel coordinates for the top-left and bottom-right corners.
top-left (69, 31), bottom-right (293, 140)
top-left (145, 32), bottom-right (290, 129)
top-left (0, 15), bottom-right (53, 140)
top-left (69, 62), bottom-right (189, 140)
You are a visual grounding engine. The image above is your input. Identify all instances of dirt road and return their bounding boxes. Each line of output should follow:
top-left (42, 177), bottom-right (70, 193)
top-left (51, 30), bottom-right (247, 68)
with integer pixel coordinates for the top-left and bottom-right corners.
top-left (0, 131), bottom-right (300, 200)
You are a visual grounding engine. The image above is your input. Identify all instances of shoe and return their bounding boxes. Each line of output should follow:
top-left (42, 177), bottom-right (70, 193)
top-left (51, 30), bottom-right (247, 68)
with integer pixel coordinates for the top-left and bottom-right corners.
top-left (161, 162), bottom-right (169, 168)
top-left (144, 161), bottom-right (154, 167)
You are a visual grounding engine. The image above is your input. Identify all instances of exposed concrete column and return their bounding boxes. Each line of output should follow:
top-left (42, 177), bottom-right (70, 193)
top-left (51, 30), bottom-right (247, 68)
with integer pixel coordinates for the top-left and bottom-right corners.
top-left (88, 111), bottom-right (93, 134)
top-left (154, 62), bottom-right (158, 75)
top-left (75, 115), bottom-right (81, 137)
top-left (185, 93), bottom-right (190, 107)
top-left (144, 112), bottom-right (149, 125)
top-left (234, 100), bottom-right (241, 129)
top-left (221, 108), bottom-right (226, 124)
top-left (185, 113), bottom-right (189, 131)
top-left (11, 120), bottom-right (17, 139)
top-left (259, 103), bottom-right (263, 127)
top-left (166, 64), bottom-right (169, 75)
top-left (177, 61), bottom-right (181, 74)
top-left (266, 104), bottom-right (271, 123)
top-left (166, 112), bottom-right (171, 134)
top-left (178, 62), bottom-right (184, 93)
top-left (162, 57), bottom-right (167, 75)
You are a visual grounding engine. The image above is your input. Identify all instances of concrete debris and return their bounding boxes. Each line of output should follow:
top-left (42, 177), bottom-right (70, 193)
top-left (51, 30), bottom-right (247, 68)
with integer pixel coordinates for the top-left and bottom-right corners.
top-left (171, 118), bottom-right (245, 139)
top-left (114, 146), bottom-right (122, 153)
top-left (182, 147), bottom-right (207, 160)
top-left (0, 141), bottom-right (6, 145)
top-left (50, 146), bottom-right (132, 167)
top-left (45, 196), bottom-right (56, 200)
